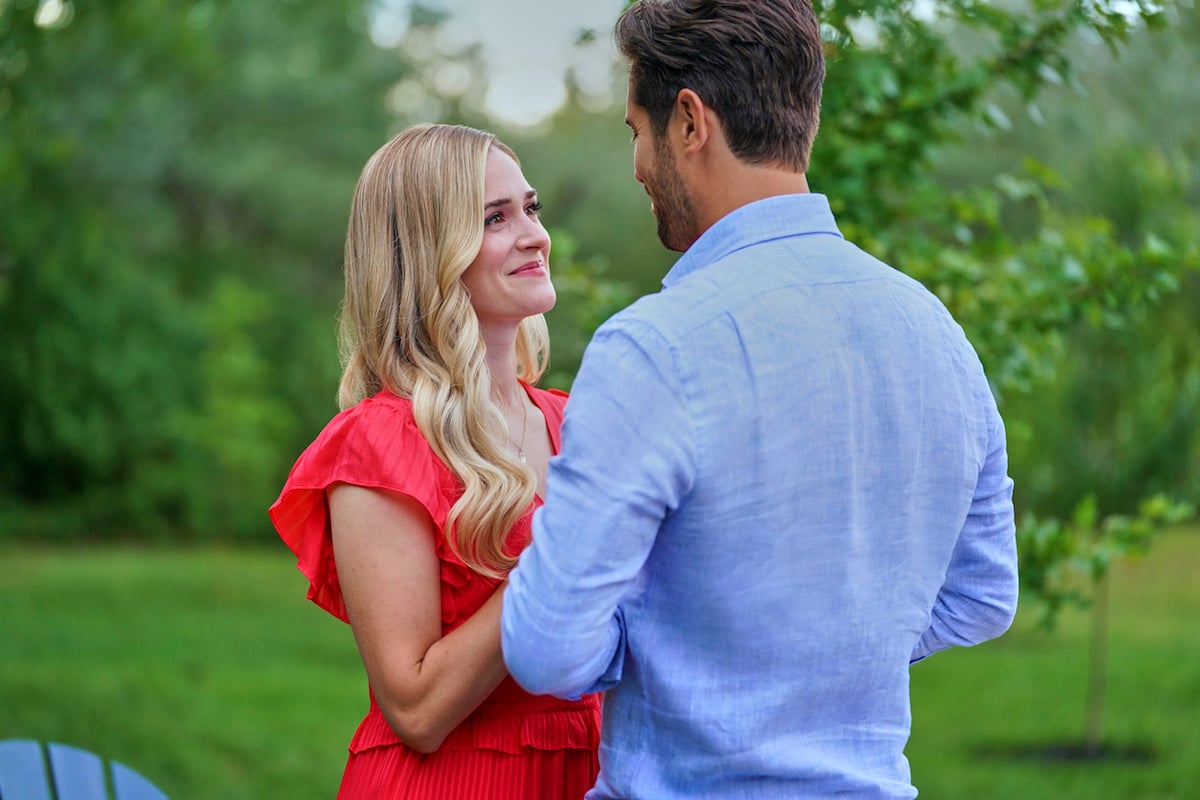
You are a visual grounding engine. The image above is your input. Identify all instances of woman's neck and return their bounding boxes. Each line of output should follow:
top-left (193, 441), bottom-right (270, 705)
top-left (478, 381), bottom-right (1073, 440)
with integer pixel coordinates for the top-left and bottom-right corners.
top-left (480, 321), bottom-right (524, 412)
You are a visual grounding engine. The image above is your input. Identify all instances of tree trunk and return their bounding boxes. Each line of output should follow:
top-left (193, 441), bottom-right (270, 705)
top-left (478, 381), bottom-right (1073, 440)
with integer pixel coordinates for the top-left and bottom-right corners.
top-left (1085, 570), bottom-right (1110, 757)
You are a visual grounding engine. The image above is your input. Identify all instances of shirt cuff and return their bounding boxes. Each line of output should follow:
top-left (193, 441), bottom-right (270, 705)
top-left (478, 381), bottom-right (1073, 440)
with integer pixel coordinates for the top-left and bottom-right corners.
top-left (577, 606), bottom-right (627, 696)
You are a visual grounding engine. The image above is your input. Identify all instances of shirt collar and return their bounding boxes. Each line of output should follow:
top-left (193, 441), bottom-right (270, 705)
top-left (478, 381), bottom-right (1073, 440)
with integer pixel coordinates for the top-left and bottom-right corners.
top-left (662, 193), bottom-right (843, 289)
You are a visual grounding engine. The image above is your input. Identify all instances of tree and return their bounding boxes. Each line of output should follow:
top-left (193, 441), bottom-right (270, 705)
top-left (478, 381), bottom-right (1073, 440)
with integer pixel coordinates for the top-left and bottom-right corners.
top-left (0, 0), bottom-right (403, 539)
top-left (931, 7), bottom-right (1200, 754)
top-left (809, 0), bottom-right (1199, 755)
top-left (1019, 495), bottom-right (1192, 755)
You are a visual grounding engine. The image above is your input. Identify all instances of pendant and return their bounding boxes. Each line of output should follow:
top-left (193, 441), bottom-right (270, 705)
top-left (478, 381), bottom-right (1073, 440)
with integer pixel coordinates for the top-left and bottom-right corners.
top-left (518, 451), bottom-right (527, 463)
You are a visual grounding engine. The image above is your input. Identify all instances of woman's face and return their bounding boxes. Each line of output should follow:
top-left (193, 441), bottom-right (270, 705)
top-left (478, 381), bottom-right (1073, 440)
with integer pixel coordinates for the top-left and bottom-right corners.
top-left (460, 147), bottom-right (555, 330)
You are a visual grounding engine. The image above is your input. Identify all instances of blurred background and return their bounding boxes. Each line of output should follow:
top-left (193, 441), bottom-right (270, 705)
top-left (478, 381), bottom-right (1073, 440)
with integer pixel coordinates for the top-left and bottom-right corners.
top-left (1, 1), bottom-right (1197, 798)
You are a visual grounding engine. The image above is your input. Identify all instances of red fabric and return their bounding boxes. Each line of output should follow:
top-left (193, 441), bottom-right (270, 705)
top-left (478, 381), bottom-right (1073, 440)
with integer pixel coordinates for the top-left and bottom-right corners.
top-left (269, 384), bottom-right (601, 799)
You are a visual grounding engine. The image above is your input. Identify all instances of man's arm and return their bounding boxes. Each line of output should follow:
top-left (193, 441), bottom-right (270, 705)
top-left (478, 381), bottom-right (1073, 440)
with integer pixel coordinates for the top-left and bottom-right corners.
top-left (911, 396), bottom-right (1018, 663)
top-left (502, 319), bottom-right (695, 697)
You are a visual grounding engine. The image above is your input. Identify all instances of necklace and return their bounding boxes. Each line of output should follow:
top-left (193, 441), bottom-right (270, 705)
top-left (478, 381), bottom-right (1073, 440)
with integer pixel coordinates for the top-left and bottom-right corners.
top-left (507, 400), bottom-right (529, 463)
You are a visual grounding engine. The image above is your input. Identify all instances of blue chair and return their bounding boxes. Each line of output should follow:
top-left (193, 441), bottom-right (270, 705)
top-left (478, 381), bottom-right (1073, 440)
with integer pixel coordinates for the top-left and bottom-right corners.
top-left (0, 740), bottom-right (168, 800)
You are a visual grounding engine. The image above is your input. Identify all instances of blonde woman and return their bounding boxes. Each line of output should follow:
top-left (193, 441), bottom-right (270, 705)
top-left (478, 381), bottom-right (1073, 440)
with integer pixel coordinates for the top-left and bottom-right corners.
top-left (270, 124), bottom-right (601, 799)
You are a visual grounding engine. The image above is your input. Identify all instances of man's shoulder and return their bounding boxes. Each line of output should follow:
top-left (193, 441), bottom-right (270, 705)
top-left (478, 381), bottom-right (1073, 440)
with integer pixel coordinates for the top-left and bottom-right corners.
top-left (604, 233), bottom-right (958, 350)
top-left (601, 282), bottom-right (710, 345)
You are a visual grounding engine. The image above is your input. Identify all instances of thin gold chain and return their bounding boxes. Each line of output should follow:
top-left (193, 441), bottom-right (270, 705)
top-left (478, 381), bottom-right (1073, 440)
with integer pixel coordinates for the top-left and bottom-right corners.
top-left (508, 399), bottom-right (529, 463)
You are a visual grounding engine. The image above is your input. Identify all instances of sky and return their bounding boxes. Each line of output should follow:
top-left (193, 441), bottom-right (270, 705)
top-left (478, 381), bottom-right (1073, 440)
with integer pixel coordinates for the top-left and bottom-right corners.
top-left (370, 0), bottom-right (628, 127)
top-left (365, 0), bottom-right (1154, 127)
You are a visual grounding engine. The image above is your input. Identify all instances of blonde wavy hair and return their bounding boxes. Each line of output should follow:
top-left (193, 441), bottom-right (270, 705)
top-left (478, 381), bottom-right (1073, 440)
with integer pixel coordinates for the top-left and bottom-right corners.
top-left (337, 123), bottom-right (550, 579)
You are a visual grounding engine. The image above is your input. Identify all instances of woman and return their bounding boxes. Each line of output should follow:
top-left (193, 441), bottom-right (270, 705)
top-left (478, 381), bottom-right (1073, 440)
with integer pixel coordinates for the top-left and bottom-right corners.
top-left (269, 124), bottom-right (601, 798)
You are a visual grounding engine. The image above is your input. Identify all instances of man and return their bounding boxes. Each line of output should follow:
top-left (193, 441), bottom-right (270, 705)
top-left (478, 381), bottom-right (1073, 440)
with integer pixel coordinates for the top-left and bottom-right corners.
top-left (501, 1), bottom-right (1018, 798)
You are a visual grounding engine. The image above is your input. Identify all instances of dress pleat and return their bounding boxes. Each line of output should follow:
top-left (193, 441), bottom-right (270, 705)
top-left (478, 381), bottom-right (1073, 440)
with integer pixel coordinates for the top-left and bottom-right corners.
top-left (338, 742), bottom-right (600, 799)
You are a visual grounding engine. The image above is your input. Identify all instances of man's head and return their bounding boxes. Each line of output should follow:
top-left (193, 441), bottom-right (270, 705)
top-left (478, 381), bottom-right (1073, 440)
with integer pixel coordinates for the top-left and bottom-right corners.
top-left (615, 0), bottom-right (825, 174)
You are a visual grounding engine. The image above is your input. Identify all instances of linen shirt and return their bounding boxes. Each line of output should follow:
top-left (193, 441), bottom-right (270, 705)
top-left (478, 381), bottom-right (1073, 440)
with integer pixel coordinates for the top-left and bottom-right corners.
top-left (502, 193), bottom-right (1018, 799)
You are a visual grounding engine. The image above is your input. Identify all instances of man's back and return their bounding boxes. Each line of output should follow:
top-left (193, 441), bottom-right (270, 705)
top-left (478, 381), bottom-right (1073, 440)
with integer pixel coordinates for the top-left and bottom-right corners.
top-left (506, 195), bottom-right (1017, 799)
top-left (505, 3), bottom-right (1017, 796)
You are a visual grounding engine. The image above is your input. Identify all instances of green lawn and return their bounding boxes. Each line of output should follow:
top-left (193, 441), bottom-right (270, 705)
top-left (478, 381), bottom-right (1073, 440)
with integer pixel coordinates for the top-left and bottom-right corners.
top-left (2, 529), bottom-right (1198, 799)
top-left (908, 527), bottom-right (1200, 799)
top-left (0, 544), bottom-right (364, 799)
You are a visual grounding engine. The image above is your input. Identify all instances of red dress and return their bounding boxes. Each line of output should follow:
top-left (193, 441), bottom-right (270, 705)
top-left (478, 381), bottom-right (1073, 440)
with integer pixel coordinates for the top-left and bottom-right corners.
top-left (269, 386), bottom-right (601, 799)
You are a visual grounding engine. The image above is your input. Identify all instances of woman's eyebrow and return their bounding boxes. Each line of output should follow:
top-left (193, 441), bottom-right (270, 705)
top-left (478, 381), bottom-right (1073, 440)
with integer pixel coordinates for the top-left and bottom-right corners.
top-left (484, 190), bottom-right (537, 210)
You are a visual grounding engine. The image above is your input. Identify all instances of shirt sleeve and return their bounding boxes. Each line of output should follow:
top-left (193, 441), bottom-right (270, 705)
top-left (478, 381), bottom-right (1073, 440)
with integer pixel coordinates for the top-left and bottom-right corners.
top-left (910, 388), bottom-right (1019, 663)
top-left (502, 317), bottom-right (696, 698)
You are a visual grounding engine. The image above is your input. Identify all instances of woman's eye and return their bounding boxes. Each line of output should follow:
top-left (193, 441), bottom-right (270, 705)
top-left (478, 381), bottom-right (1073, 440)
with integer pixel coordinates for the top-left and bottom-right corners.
top-left (526, 201), bottom-right (543, 217)
top-left (485, 212), bottom-right (503, 227)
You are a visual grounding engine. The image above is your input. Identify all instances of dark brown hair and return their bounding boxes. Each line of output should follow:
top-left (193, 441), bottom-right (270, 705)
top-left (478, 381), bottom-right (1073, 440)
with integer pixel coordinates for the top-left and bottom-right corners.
top-left (615, 0), bottom-right (825, 172)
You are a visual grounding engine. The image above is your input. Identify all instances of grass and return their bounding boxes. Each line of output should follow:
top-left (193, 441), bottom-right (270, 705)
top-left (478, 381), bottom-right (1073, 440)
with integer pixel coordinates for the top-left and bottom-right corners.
top-left (908, 526), bottom-right (1200, 799)
top-left (2, 527), bottom-right (1198, 799)
top-left (0, 544), bottom-right (364, 799)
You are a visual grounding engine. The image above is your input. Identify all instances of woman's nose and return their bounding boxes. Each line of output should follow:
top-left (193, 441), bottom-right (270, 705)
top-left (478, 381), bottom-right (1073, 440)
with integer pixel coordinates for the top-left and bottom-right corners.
top-left (519, 217), bottom-right (550, 250)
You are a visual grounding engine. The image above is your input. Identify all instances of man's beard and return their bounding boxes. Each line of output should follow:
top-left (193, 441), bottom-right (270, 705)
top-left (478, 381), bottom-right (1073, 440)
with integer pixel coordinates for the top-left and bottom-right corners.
top-left (649, 139), bottom-right (698, 253)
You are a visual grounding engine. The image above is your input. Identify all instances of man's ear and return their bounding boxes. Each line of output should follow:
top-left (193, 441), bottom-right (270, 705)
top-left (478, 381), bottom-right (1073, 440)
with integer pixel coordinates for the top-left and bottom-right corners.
top-left (672, 88), bottom-right (711, 156)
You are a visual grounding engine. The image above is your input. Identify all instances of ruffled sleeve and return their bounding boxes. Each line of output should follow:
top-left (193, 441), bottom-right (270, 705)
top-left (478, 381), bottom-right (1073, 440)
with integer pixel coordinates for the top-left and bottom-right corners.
top-left (267, 392), bottom-right (455, 623)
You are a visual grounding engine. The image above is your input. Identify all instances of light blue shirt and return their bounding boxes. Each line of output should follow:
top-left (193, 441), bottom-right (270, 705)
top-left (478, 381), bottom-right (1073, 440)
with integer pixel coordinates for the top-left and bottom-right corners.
top-left (502, 194), bottom-right (1018, 799)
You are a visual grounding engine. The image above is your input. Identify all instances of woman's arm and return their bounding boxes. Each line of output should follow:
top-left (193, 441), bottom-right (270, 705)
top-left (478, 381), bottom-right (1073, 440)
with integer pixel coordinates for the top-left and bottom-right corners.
top-left (329, 483), bottom-right (509, 753)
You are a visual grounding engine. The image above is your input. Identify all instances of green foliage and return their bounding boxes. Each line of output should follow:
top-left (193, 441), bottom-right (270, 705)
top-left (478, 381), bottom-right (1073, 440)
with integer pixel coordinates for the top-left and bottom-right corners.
top-left (810, 1), bottom-right (1192, 390)
top-left (802, 0), bottom-right (1200, 622)
top-left (891, 169), bottom-right (1190, 400)
top-left (945, 4), bottom-right (1200, 519)
top-left (541, 229), bottom-right (637, 389)
top-left (1015, 491), bottom-right (1195, 752)
top-left (1018, 494), bottom-right (1195, 628)
top-left (813, 0), bottom-right (1156, 230)
top-left (165, 276), bottom-right (341, 540)
top-left (1, 0), bottom-right (1196, 577)
top-left (0, 131), bottom-right (203, 535)
top-left (0, 0), bottom-right (398, 540)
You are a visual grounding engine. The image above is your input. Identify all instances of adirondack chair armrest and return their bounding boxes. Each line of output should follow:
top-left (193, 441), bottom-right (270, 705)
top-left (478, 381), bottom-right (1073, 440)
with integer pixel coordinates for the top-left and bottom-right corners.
top-left (0, 740), bottom-right (169, 800)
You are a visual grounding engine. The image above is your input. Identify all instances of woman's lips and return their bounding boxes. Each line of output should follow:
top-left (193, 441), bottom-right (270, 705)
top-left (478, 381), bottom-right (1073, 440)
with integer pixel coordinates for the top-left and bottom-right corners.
top-left (510, 261), bottom-right (546, 276)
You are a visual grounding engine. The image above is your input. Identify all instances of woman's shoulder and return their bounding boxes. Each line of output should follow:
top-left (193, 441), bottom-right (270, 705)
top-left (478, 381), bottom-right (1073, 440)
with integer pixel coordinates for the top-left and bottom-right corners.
top-left (336, 388), bottom-right (416, 426)
top-left (529, 383), bottom-right (568, 401)
top-left (278, 389), bottom-right (449, 500)
top-left (269, 390), bottom-right (454, 622)
top-left (527, 382), bottom-right (568, 412)
top-left (314, 389), bottom-right (419, 449)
